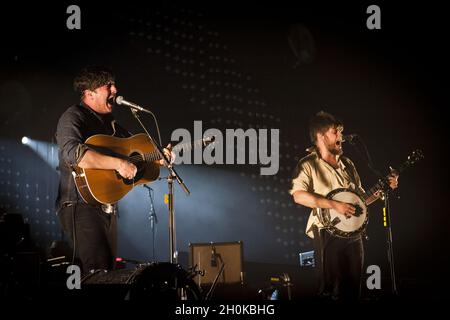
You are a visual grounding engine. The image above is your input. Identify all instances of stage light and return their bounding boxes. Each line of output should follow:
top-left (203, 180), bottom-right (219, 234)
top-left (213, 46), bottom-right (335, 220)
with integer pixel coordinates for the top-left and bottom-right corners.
top-left (20, 137), bottom-right (59, 169)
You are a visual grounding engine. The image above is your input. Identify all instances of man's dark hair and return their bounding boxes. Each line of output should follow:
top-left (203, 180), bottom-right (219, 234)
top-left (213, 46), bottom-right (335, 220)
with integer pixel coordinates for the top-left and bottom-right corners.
top-left (309, 111), bottom-right (343, 144)
top-left (73, 66), bottom-right (115, 96)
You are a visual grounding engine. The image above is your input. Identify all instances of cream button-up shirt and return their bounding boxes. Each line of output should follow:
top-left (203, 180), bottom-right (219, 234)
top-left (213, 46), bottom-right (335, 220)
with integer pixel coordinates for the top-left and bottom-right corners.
top-left (290, 149), bottom-right (364, 238)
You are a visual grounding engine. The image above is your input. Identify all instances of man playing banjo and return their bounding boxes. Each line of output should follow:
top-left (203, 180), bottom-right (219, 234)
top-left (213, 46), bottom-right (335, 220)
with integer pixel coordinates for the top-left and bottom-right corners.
top-left (290, 111), bottom-right (398, 300)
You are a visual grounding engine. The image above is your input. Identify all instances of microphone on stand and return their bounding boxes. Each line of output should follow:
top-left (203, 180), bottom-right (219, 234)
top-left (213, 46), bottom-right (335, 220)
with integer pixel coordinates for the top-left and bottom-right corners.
top-left (150, 210), bottom-right (158, 230)
top-left (143, 184), bottom-right (157, 229)
top-left (113, 96), bottom-right (151, 113)
top-left (342, 134), bottom-right (358, 143)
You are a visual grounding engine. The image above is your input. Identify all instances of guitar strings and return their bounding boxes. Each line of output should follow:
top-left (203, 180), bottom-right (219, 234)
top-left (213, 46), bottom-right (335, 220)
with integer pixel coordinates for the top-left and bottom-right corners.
top-left (125, 139), bottom-right (207, 163)
top-left (128, 153), bottom-right (157, 164)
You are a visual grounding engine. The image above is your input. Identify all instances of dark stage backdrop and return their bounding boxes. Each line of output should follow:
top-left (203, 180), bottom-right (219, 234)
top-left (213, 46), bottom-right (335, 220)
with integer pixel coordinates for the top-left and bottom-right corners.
top-left (1, 2), bottom-right (448, 297)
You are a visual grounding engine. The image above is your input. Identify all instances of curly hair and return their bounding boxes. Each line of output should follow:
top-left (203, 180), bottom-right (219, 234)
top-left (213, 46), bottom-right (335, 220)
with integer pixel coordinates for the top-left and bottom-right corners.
top-left (309, 111), bottom-right (343, 144)
top-left (73, 66), bottom-right (115, 96)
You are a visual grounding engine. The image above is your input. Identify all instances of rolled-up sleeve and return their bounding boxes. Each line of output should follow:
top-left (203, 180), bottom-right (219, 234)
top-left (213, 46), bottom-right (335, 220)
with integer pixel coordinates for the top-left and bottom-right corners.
top-left (289, 161), bottom-right (313, 195)
top-left (56, 110), bottom-right (87, 167)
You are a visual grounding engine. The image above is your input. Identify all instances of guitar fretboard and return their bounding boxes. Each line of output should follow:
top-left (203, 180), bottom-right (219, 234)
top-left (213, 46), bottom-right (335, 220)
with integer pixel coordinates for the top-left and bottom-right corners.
top-left (362, 180), bottom-right (385, 204)
top-left (361, 150), bottom-right (423, 205)
top-left (135, 138), bottom-right (211, 163)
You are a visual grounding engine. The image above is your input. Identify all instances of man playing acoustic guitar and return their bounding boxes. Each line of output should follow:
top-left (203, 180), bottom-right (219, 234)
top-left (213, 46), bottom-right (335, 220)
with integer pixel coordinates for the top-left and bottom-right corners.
top-left (290, 111), bottom-right (398, 300)
top-left (56, 66), bottom-right (172, 274)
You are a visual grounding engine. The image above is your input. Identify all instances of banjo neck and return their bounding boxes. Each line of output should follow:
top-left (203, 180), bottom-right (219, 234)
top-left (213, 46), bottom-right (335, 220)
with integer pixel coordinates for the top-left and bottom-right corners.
top-left (320, 149), bottom-right (423, 238)
top-left (362, 181), bottom-right (385, 206)
top-left (361, 149), bottom-right (424, 206)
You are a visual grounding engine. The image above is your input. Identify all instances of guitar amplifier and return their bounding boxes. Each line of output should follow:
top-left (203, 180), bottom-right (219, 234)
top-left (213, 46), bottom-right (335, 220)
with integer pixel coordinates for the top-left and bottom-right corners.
top-left (189, 241), bottom-right (244, 286)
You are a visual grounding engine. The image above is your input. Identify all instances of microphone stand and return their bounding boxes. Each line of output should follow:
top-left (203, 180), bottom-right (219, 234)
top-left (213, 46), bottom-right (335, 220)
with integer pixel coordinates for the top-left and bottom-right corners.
top-left (348, 136), bottom-right (398, 296)
top-left (128, 107), bottom-right (190, 264)
top-left (382, 190), bottom-right (398, 296)
top-left (143, 184), bottom-right (157, 261)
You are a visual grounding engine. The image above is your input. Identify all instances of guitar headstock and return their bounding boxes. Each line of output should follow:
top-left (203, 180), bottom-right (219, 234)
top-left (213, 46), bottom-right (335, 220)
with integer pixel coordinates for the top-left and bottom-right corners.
top-left (202, 135), bottom-right (216, 147)
top-left (406, 149), bottom-right (424, 166)
top-left (397, 149), bottom-right (424, 173)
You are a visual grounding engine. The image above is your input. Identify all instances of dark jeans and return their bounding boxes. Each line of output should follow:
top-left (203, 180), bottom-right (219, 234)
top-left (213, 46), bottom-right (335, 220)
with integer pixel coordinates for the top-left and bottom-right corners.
top-left (58, 203), bottom-right (117, 274)
top-left (313, 226), bottom-right (364, 301)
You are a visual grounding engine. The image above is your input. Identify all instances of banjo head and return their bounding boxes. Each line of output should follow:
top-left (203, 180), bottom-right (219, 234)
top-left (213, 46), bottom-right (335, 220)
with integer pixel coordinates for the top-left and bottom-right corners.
top-left (322, 188), bottom-right (368, 238)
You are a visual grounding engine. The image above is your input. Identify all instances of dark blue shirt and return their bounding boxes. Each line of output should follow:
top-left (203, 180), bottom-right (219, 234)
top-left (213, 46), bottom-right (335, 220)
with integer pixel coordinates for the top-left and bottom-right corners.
top-left (55, 103), bottom-right (130, 212)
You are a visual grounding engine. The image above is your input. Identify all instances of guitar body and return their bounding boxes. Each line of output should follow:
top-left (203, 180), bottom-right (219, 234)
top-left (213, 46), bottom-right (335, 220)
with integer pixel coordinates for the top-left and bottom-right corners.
top-left (74, 133), bottom-right (160, 205)
top-left (319, 188), bottom-right (368, 238)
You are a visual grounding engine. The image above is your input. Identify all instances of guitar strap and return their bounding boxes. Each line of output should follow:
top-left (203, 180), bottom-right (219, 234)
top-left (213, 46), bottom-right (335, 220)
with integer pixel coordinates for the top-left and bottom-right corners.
top-left (339, 157), bottom-right (361, 192)
top-left (111, 120), bottom-right (132, 138)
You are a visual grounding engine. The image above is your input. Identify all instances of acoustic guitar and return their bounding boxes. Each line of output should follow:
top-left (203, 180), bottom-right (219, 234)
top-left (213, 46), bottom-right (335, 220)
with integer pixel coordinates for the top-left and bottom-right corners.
top-left (72, 133), bottom-right (214, 205)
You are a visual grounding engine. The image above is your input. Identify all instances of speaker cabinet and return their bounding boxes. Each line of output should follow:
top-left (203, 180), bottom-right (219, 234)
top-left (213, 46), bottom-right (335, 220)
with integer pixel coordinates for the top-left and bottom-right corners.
top-left (80, 263), bottom-right (201, 300)
top-left (189, 241), bottom-right (244, 286)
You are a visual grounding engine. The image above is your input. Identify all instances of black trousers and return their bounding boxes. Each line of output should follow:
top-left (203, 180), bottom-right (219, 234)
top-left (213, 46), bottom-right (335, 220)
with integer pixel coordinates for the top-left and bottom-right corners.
top-left (313, 226), bottom-right (364, 300)
top-left (58, 203), bottom-right (117, 274)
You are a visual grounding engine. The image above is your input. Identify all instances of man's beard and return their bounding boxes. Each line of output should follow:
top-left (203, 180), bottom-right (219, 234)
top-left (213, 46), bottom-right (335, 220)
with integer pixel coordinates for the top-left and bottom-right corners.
top-left (325, 141), bottom-right (343, 156)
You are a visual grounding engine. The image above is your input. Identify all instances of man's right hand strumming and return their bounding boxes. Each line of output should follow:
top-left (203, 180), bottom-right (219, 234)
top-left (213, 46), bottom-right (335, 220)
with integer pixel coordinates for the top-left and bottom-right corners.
top-left (331, 200), bottom-right (356, 218)
top-left (117, 159), bottom-right (137, 180)
top-left (292, 190), bottom-right (356, 219)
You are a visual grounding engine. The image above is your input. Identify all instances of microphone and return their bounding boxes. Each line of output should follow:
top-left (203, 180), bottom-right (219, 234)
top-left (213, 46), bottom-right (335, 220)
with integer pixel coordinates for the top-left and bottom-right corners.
top-left (149, 214), bottom-right (155, 230)
top-left (342, 134), bottom-right (358, 143)
top-left (211, 246), bottom-right (217, 267)
top-left (114, 96), bottom-right (151, 113)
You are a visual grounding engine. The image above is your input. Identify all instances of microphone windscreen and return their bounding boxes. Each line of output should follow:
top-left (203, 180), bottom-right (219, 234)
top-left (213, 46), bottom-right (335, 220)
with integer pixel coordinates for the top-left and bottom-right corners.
top-left (115, 96), bottom-right (124, 105)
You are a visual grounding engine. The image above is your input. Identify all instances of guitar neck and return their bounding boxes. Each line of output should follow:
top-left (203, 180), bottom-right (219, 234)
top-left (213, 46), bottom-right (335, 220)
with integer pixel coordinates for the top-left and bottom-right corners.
top-left (361, 155), bottom-right (418, 205)
top-left (362, 181), bottom-right (384, 205)
top-left (142, 139), bottom-right (206, 162)
top-left (173, 139), bottom-right (206, 154)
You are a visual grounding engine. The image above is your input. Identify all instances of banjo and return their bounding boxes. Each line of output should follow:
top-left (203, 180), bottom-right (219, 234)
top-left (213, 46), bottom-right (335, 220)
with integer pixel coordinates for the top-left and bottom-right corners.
top-left (318, 149), bottom-right (423, 238)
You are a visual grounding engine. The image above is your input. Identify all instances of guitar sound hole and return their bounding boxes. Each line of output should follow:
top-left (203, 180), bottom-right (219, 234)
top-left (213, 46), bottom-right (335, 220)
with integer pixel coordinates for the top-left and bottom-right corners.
top-left (122, 152), bottom-right (145, 185)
